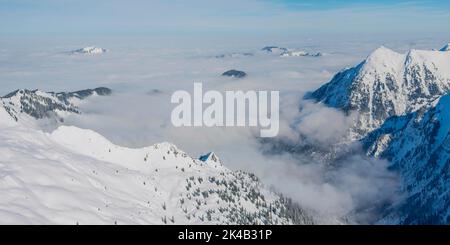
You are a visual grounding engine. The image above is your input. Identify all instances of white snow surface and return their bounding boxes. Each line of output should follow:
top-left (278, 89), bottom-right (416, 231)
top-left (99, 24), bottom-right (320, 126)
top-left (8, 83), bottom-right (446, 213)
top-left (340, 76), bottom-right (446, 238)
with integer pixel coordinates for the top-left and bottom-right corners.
top-left (0, 119), bottom-right (307, 224)
top-left (71, 46), bottom-right (107, 55)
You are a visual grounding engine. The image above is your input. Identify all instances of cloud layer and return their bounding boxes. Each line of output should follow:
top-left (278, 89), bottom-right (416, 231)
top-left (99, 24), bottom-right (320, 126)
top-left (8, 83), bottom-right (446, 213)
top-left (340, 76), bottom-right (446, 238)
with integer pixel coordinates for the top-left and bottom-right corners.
top-left (2, 35), bottom-right (446, 223)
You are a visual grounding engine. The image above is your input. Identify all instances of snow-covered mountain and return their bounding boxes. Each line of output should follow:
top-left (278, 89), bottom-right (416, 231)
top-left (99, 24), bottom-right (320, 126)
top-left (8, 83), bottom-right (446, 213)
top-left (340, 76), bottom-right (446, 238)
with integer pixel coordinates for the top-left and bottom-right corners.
top-left (71, 46), bottom-right (107, 55)
top-left (302, 45), bottom-right (450, 224)
top-left (0, 87), bottom-right (111, 124)
top-left (261, 46), bottom-right (322, 57)
top-left (440, 43), bottom-right (450, 52)
top-left (0, 88), bottom-right (312, 224)
top-left (308, 46), bottom-right (450, 139)
top-left (281, 50), bottom-right (322, 57)
top-left (363, 94), bottom-right (450, 224)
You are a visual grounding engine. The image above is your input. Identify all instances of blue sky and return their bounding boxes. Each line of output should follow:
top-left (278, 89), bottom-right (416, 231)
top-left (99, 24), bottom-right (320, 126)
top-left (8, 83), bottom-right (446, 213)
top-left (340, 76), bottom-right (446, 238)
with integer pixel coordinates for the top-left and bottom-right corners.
top-left (272, 0), bottom-right (450, 9)
top-left (1, 0), bottom-right (449, 36)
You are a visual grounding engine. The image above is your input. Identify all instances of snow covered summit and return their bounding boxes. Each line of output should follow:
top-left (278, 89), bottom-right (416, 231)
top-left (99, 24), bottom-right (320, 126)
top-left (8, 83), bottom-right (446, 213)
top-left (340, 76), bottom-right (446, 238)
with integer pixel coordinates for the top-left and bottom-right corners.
top-left (440, 43), bottom-right (450, 51)
top-left (215, 52), bottom-right (253, 59)
top-left (199, 152), bottom-right (221, 165)
top-left (71, 46), bottom-right (107, 55)
top-left (308, 46), bottom-right (450, 139)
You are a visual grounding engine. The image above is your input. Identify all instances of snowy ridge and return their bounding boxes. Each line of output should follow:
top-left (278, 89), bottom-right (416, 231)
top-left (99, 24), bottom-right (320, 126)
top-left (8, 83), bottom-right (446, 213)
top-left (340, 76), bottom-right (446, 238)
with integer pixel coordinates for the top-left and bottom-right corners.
top-left (261, 46), bottom-right (322, 57)
top-left (281, 50), bottom-right (322, 57)
top-left (440, 43), bottom-right (450, 51)
top-left (309, 46), bottom-right (450, 139)
top-left (0, 124), bottom-right (313, 224)
top-left (71, 46), bottom-right (107, 55)
top-left (0, 87), bottom-right (111, 124)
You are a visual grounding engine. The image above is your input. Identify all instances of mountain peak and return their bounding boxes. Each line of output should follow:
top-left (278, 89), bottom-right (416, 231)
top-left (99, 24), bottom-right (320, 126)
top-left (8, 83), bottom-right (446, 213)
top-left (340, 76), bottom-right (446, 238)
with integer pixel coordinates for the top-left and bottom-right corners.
top-left (364, 46), bottom-right (402, 66)
top-left (440, 43), bottom-right (450, 51)
top-left (0, 87), bottom-right (112, 122)
top-left (199, 152), bottom-right (221, 164)
top-left (309, 47), bottom-right (450, 139)
top-left (370, 45), bottom-right (397, 56)
top-left (3, 88), bottom-right (39, 99)
top-left (71, 46), bottom-right (107, 55)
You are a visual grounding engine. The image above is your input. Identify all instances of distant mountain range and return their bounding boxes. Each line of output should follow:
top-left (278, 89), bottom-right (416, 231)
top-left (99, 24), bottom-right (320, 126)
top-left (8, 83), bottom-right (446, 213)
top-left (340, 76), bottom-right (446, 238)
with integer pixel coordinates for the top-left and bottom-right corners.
top-left (281, 51), bottom-right (323, 57)
top-left (262, 46), bottom-right (323, 57)
top-left (71, 46), bottom-right (107, 55)
top-left (214, 46), bottom-right (323, 59)
top-left (222, 69), bottom-right (247, 78)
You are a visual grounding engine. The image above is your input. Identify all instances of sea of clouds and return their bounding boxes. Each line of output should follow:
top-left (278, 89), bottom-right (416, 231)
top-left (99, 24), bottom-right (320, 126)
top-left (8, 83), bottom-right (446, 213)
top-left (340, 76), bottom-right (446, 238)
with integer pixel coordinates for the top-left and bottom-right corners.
top-left (0, 34), bottom-right (447, 223)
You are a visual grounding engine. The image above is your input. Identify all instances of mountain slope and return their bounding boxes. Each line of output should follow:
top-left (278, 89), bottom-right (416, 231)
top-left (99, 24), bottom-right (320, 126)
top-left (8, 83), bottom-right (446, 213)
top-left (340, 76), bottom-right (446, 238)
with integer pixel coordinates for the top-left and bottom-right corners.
top-left (440, 43), bottom-right (450, 52)
top-left (308, 46), bottom-right (450, 139)
top-left (0, 87), bottom-right (111, 124)
top-left (363, 94), bottom-right (450, 224)
top-left (304, 45), bottom-right (450, 224)
top-left (0, 122), bottom-right (313, 224)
